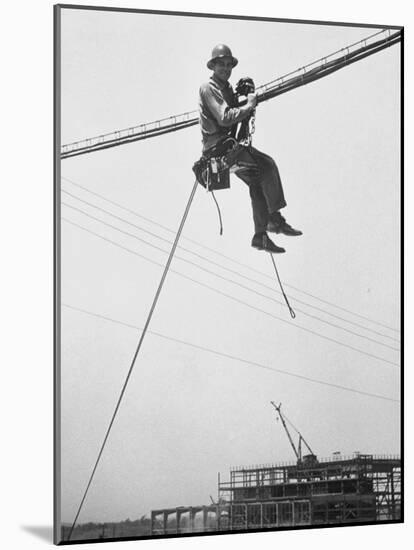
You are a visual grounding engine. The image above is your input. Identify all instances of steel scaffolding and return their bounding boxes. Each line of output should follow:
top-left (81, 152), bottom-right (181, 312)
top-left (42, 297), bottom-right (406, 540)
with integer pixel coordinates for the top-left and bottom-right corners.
top-left (151, 454), bottom-right (401, 534)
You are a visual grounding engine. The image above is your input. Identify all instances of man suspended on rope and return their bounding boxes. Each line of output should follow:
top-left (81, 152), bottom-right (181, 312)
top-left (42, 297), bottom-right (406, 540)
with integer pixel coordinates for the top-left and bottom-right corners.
top-left (198, 44), bottom-right (302, 253)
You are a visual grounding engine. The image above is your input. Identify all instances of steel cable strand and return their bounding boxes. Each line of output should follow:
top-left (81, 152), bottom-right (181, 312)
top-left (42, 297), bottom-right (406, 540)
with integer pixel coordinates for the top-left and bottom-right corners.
top-left (61, 32), bottom-right (401, 159)
top-left (62, 303), bottom-right (400, 404)
top-left (255, 28), bottom-right (394, 93)
top-left (61, 201), bottom-right (399, 352)
top-left (61, 189), bottom-right (401, 346)
top-left (61, 216), bottom-right (400, 368)
top-left (259, 33), bottom-right (401, 103)
top-left (62, 29), bottom-right (392, 157)
top-left (67, 179), bottom-right (198, 540)
top-left (61, 119), bottom-right (199, 159)
top-left (61, 176), bottom-right (401, 337)
top-left (257, 31), bottom-right (401, 100)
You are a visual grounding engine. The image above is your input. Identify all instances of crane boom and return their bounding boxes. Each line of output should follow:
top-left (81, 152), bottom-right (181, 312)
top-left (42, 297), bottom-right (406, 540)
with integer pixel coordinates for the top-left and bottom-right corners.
top-left (299, 434), bottom-right (315, 457)
top-left (270, 401), bottom-right (317, 463)
top-left (270, 401), bottom-right (299, 461)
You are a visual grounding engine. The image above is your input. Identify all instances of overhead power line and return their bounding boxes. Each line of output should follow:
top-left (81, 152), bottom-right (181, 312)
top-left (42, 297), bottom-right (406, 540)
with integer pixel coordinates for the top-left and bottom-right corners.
top-left (60, 29), bottom-right (401, 159)
top-left (62, 216), bottom-right (400, 368)
top-left (61, 197), bottom-right (399, 352)
top-left (62, 186), bottom-right (400, 346)
top-left (61, 176), bottom-right (401, 338)
top-left (62, 302), bottom-right (400, 404)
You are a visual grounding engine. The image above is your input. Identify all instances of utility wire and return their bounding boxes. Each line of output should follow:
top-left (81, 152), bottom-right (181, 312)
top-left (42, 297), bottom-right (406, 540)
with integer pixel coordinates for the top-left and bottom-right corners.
top-left (62, 217), bottom-right (399, 368)
top-left (61, 175), bottom-right (400, 337)
top-left (62, 303), bottom-right (399, 404)
top-left (67, 179), bottom-right (198, 540)
top-left (62, 200), bottom-right (399, 353)
top-left (62, 188), bottom-right (400, 345)
top-left (62, 188), bottom-right (400, 344)
top-left (62, 186), bottom-right (400, 344)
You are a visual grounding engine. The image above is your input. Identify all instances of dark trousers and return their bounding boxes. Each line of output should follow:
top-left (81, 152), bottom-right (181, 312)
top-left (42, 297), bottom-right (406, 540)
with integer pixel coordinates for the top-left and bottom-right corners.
top-left (232, 146), bottom-right (287, 234)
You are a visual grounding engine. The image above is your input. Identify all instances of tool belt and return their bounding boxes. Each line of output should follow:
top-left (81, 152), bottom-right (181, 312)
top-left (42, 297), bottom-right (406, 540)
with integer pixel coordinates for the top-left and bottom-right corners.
top-left (193, 137), bottom-right (243, 192)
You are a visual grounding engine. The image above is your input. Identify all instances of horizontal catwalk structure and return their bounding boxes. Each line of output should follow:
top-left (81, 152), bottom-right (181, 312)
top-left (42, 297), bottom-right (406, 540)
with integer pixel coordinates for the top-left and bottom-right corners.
top-left (151, 454), bottom-right (400, 534)
top-left (61, 29), bottom-right (401, 159)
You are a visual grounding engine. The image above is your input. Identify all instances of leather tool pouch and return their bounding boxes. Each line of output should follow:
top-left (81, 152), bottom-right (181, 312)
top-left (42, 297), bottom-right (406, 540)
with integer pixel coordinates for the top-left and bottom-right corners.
top-left (193, 137), bottom-right (242, 192)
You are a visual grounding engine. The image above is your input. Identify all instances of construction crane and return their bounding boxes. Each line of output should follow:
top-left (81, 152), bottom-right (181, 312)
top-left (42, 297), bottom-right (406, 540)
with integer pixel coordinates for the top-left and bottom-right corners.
top-left (270, 401), bottom-right (317, 465)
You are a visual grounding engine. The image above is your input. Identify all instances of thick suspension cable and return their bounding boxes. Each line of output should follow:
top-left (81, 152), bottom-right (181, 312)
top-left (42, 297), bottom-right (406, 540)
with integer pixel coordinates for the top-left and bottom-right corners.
top-left (67, 179), bottom-right (198, 540)
top-left (61, 29), bottom-right (401, 159)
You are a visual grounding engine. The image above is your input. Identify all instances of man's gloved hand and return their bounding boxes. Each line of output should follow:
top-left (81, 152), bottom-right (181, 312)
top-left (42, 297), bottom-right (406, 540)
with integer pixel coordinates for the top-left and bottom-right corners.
top-left (247, 92), bottom-right (258, 110)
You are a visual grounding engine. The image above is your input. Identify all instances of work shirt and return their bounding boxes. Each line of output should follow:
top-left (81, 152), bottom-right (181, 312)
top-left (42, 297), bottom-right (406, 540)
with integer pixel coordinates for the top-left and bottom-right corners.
top-left (199, 75), bottom-right (246, 152)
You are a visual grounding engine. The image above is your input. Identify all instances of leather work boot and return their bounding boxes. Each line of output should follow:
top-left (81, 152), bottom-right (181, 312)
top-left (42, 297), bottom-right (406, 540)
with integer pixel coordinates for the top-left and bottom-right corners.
top-left (251, 232), bottom-right (285, 253)
top-left (267, 212), bottom-right (303, 236)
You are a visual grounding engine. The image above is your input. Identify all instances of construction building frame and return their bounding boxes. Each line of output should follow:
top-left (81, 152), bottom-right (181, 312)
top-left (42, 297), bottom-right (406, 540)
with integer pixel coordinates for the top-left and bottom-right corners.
top-left (151, 454), bottom-right (401, 534)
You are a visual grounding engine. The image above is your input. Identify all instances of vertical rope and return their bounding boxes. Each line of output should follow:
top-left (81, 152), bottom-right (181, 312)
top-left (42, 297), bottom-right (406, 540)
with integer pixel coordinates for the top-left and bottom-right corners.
top-left (270, 254), bottom-right (296, 319)
top-left (67, 179), bottom-right (198, 541)
top-left (210, 190), bottom-right (223, 235)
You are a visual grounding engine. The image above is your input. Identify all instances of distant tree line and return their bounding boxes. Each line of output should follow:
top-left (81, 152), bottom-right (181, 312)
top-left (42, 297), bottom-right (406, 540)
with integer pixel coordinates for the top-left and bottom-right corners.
top-left (61, 516), bottom-right (152, 541)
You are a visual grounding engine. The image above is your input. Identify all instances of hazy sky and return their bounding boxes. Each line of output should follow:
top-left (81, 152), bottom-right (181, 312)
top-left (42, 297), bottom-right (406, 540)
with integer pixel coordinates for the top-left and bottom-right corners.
top-left (59, 7), bottom-right (400, 524)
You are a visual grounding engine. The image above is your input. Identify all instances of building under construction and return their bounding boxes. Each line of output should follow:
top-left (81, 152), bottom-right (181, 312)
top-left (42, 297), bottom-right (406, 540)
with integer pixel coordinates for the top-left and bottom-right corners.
top-left (151, 404), bottom-right (401, 534)
top-left (151, 453), bottom-right (400, 535)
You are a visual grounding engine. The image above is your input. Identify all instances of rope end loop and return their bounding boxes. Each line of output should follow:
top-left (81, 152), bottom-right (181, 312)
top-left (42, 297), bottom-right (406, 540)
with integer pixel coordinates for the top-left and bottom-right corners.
top-left (270, 253), bottom-right (296, 319)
